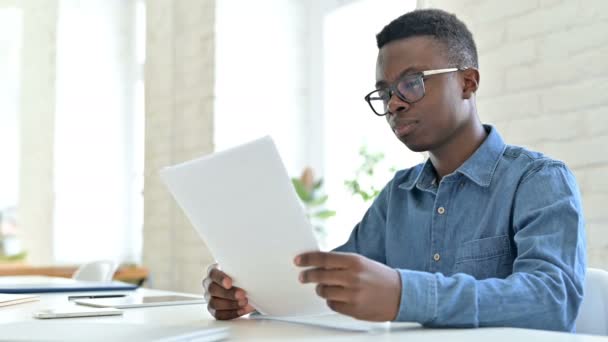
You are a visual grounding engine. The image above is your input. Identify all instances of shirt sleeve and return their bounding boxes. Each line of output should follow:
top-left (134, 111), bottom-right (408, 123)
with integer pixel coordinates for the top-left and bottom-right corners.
top-left (394, 161), bottom-right (586, 332)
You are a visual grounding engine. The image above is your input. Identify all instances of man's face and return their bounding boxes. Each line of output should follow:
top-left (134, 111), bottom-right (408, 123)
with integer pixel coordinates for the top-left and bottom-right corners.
top-left (376, 36), bottom-right (471, 152)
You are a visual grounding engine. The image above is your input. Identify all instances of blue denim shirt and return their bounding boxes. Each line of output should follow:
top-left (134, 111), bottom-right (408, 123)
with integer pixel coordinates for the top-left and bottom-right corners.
top-left (335, 125), bottom-right (586, 332)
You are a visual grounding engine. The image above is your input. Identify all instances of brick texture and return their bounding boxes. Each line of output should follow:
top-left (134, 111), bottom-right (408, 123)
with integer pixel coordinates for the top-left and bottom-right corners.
top-left (143, 0), bottom-right (215, 292)
top-left (18, 0), bottom-right (58, 265)
top-left (423, 0), bottom-right (608, 270)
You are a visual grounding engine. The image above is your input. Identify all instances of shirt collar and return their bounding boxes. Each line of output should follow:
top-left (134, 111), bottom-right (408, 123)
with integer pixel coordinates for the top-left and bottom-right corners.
top-left (399, 124), bottom-right (506, 190)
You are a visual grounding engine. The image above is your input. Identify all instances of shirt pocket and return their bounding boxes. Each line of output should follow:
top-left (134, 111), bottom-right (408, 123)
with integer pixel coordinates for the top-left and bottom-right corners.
top-left (454, 235), bottom-right (513, 280)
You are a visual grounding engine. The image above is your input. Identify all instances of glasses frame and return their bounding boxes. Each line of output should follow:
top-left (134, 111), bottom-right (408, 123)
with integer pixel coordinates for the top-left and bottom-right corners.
top-left (364, 68), bottom-right (462, 116)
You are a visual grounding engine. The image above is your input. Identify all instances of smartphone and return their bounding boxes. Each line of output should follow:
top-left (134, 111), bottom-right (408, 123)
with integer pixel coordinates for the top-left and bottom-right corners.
top-left (33, 306), bottom-right (123, 319)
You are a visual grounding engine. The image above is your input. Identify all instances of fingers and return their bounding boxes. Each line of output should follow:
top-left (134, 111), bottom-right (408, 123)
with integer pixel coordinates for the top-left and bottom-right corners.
top-left (209, 268), bottom-right (233, 289)
top-left (207, 282), bottom-right (247, 301)
top-left (208, 296), bottom-right (247, 311)
top-left (207, 303), bottom-right (256, 321)
top-left (295, 251), bottom-right (359, 270)
top-left (299, 269), bottom-right (353, 287)
top-left (326, 300), bottom-right (352, 317)
top-left (315, 284), bottom-right (351, 302)
top-left (237, 304), bottom-right (256, 316)
top-left (208, 306), bottom-right (240, 321)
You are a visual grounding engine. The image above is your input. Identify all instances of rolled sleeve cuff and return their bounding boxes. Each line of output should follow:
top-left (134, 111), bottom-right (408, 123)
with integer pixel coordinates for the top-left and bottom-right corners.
top-left (395, 269), bottom-right (437, 324)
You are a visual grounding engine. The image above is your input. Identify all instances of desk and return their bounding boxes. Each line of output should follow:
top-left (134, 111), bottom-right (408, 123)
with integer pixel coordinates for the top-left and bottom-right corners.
top-left (0, 287), bottom-right (605, 341)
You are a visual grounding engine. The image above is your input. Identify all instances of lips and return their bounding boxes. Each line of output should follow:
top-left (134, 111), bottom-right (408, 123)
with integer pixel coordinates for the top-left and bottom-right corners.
top-left (392, 121), bottom-right (418, 137)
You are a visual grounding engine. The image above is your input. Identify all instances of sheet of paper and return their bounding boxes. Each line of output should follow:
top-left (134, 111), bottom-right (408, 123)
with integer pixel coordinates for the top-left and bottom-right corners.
top-left (160, 136), bottom-right (330, 317)
top-left (250, 312), bottom-right (390, 332)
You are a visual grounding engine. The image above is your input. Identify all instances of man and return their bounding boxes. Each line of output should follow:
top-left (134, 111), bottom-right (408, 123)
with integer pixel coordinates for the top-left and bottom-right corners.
top-left (202, 9), bottom-right (586, 331)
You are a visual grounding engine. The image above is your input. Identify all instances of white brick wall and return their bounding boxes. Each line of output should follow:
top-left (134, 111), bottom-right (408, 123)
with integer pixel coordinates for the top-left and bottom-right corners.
top-left (423, 0), bottom-right (608, 270)
top-left (143, 0), bottom-right (215, 293)
top-left (18, 0), bottom-right (58, 265)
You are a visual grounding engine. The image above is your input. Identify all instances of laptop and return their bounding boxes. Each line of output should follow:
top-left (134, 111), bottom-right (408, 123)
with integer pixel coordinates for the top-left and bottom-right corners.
top-left (160, 136), bottom-right (330, 317)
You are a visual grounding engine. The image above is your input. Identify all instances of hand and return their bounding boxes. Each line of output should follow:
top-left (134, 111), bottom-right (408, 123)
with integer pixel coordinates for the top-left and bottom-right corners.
top-left (295, 252), bottom-right (402, 321)
top-left (202, 266), bottom-right (256, 320)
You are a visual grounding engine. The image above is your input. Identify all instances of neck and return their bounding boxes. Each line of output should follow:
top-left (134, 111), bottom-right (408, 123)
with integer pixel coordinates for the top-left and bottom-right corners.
top-left (429, 120), bottom-right (487, 180)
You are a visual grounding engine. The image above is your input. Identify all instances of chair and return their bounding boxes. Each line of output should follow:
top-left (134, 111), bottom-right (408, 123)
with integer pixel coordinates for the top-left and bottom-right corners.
top-left (72, 260), bottom-right (118, 282)
top-left (576, 268), bottom-right (608, 335)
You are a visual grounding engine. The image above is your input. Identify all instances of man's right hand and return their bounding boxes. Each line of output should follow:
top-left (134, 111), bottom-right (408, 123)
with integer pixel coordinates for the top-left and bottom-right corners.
top-left (202, 267), bottom-right (256, 320)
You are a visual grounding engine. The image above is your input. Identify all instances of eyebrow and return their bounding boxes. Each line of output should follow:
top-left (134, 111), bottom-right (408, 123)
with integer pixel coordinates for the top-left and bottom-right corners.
top-left (375, 66), bottom-right (428, 88)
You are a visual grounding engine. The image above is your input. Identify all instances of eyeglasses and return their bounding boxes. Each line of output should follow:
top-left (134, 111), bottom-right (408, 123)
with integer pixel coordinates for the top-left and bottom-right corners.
top-left (364, 68), bottom-right (462, 116)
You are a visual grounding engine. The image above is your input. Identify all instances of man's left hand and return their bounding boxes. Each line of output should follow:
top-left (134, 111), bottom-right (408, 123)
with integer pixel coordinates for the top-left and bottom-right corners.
top-left (294, 251), bottom-right (402, 321)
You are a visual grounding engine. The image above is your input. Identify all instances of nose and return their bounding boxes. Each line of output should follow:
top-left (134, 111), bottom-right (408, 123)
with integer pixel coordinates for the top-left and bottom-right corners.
top-left (387, 93), bottom-right (410, 115)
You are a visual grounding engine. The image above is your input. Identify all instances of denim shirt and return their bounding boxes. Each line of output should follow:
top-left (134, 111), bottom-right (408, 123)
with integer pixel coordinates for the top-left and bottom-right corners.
top-left (335, 125), bottom-right (586, 332)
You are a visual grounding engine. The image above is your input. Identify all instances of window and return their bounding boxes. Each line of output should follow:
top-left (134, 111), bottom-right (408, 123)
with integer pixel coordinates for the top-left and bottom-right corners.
top-left (214, 0), bottom-right (422, 249)
top-left (0, 7), bottom-right (22, 217)
top-left (214, 0), bottom-right (309, 177)
top-left (322, 0), bottom-right (422, 248)
top-left (53, 0), bottom-right (144, 263)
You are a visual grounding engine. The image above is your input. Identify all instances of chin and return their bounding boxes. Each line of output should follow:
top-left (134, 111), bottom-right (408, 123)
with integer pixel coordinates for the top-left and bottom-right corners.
top-left (398, 136), bottom-right (430, 152)
top-left (403, 142), bottom-right (428, 152)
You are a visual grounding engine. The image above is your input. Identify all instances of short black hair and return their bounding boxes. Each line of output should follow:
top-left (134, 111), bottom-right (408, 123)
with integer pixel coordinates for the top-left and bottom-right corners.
top-left (376, 9), bottom-right (478, 68)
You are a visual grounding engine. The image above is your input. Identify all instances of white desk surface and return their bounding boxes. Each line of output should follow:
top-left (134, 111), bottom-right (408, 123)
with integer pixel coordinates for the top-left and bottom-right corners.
top-left (0, 287), bottom-right (605, 341)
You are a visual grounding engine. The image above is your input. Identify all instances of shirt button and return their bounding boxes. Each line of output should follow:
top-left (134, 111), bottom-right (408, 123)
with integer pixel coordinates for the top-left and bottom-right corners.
top-left (433, 253), bottom-right (441, 262)
top-left (437, 207), bottom-right (445, 215)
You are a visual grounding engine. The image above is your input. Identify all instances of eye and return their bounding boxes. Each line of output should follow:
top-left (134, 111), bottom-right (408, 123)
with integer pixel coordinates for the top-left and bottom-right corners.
top-left (404, 80), bottom-right (419, 88)
top-left (373, 89), bottom-right (390, 102)
top-left (398, 77), bottom-right (421, 94)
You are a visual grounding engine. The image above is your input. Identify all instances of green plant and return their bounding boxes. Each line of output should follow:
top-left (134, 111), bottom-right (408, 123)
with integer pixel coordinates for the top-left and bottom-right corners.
top-left (291, 167), bottom-right (336, 242)
top-left (344, 145), bottom-right (397, 202)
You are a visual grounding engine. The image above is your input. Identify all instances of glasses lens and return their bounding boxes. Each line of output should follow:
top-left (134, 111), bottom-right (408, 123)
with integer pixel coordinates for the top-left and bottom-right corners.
top-left (396, 76), bottom-right (424, 102)
top-left (367, 89), bottom-right (390, 115)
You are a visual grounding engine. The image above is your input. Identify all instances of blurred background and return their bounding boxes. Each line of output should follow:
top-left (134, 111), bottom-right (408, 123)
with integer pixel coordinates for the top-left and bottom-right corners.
top-left (0, 0), bottom-right (606, 294)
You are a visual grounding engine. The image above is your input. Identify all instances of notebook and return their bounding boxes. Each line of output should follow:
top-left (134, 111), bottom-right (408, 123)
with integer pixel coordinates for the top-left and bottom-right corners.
top-left (0, 293), bottom-right (39, 307)
top-left (0, 276), bottom-right (137, 293)
top-left (160, 136), bottom-right (330, 317)
top-left (0, 322), bottom-right (229, 341)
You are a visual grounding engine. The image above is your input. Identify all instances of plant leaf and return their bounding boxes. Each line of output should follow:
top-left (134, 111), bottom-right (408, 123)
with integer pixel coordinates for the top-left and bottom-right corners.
top-left (313, 210), bottom-right (336, 219)
top-left (313, 179), bottom-right (323, 190)
top-left (308, 195), bottom-right (328, 206)
top-left (291, 178), bottom-right (310, 202)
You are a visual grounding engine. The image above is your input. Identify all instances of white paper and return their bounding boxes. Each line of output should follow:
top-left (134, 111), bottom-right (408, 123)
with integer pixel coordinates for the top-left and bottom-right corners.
top-left (160, 136), bottom-right (330, 317)
top-left (250, 312), bottom-right (390, 332)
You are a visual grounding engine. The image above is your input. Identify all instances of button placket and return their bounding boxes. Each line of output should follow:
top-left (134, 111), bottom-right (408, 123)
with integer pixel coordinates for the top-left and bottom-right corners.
top-left (430, 178), bottom-right (453, 272)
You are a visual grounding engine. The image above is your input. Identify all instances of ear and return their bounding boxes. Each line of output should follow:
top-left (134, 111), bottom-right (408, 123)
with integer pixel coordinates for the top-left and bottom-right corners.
top-left (461, 68), bottom-right (480, 99)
